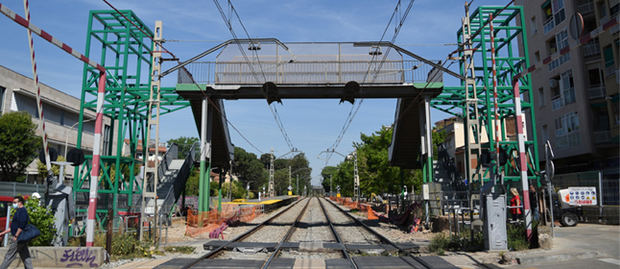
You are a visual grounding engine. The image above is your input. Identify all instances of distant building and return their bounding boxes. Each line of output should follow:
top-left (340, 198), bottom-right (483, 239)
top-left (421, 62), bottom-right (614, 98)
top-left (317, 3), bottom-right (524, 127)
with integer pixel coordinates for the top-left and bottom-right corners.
top-left (0, 65), bottom-right (115, 182)
top-left (515, 0), bottom-right (619, 176)
top-left (122, 139), bottom-right (167, 167)
top-left (435, 116), bottom-right (517, 178)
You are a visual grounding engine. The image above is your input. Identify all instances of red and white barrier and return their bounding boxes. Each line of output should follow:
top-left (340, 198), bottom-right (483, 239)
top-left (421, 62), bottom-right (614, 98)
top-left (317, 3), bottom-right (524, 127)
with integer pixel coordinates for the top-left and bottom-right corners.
top-left (0, 2), bottom-right (106, 247)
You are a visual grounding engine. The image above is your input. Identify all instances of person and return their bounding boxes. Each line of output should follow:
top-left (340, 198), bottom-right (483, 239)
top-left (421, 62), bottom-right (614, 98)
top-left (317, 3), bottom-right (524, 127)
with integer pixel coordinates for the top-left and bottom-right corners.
top-left (529, 184), bottom-right (540, 222)
top-left (0, 196), bottom-right (33, 269)
top-left (509, 187), bottom-right (522, 222)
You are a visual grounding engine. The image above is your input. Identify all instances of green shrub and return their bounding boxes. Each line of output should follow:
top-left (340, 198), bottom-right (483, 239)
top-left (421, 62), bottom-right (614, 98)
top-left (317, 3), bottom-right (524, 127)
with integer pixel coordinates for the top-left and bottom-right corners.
top-left (507, 223), bottom-right (529, 251)
top-left (93, 231), bottom-right (154, 260)
top-left (10, 198), bottom-right (56, 246)
top-left (164, 246), bottom-right (195, 254)
top-left (429, 233), bottom-right (450, 254)
top-left (429, 231), bottom-right (484, 253)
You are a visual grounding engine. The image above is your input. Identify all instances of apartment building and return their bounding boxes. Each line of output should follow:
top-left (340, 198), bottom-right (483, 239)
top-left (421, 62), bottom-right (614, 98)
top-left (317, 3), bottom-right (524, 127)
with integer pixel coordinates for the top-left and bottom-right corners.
top-left (516, 0), bottom-right (619, 176)
top-left (0, 65), bottom-right (115, 182)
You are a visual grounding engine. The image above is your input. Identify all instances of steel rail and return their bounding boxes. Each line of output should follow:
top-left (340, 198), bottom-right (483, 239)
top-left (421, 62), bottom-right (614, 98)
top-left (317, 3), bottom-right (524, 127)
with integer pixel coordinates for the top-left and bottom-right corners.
top-left (317, 197), bottom-right (358, 269)
top-left (180, 197), bottom-right (306, 269)
top-left (323, 197), bottom-right (435, 269)
top-left (260, 197), bottom-right (312, 269)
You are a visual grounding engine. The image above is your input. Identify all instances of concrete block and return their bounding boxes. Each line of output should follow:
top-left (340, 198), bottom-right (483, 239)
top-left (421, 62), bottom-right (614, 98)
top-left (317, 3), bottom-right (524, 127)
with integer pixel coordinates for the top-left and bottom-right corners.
top-left (0, 246), bottom-right (107, 268)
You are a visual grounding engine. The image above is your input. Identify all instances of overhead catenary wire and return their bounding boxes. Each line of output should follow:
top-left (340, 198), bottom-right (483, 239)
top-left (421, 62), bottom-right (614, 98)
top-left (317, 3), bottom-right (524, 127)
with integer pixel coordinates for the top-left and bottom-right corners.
top-left (101, 0), bottom-right (265, 154)
top-left (212, 0), bottom-right (296, 151)
top-left (324, 0), bottom-right (417, 165)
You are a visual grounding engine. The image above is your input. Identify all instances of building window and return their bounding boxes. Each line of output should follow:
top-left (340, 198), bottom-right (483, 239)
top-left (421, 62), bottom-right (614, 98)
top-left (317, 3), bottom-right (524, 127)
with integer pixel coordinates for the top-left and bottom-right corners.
top-left (538, 87), bottom-right (545, 106)
top-left (603, 45), bottom-right (614, 67)
top-left (598, 1), bottom-right (608, 17)
top-left (561, 70), bottom-right (575, 105)
top-left (0, 86), bottom-right (4, 115)
top-left (530, 16), bottom-right (537, 35)
top-left (542, 0), bottom-right (554, 33)
top-left (535, 51), bottom-right (541, 62)
top-left (542, 124), bottom-right (549, 142)
top-left (554, 112), bottom-right (580, 149)
top-left (556, 29), bottom-right (569, 51)
top-left (102, 124), bottom-right (111, 156)
top-left (552, 0), bottom-right (566, 25)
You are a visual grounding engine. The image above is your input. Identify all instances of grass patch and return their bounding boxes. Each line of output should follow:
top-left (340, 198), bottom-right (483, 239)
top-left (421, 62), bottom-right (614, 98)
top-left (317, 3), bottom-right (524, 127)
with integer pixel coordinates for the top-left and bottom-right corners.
top-left (429, 231), bottom-right (484, 254)
top-left (507, 223), bottom-right (529, 251)
top-left (164, 246), bottom-right (195, 254)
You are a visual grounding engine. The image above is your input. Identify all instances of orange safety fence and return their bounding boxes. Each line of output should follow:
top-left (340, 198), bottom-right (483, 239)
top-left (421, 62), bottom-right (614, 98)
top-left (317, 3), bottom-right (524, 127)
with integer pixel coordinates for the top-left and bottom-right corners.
top-left (328, 196), bottom-right (379, 220)
top-left (185, 204), bottom-right (264, 237)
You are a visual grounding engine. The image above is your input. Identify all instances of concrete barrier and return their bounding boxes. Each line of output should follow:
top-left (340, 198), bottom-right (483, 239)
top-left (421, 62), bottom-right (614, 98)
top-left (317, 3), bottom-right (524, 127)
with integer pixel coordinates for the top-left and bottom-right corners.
top-left (0, 246), bottom-right (107, 268)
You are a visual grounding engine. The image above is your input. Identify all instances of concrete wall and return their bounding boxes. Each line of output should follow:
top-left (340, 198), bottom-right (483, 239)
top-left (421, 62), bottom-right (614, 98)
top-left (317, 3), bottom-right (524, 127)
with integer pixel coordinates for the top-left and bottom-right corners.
top-left (0, 246), bottom-right (107, 268)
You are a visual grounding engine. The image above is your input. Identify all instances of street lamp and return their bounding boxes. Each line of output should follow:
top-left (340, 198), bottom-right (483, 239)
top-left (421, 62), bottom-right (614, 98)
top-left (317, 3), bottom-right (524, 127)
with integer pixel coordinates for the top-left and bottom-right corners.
top-left (64, 118), bottom-right (94, 159)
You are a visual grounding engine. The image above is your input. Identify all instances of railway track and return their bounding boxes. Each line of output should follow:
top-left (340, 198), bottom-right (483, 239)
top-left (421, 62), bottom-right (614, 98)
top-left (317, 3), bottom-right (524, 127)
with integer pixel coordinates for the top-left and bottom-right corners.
top-left (166, 196), bottom-right (466, 269)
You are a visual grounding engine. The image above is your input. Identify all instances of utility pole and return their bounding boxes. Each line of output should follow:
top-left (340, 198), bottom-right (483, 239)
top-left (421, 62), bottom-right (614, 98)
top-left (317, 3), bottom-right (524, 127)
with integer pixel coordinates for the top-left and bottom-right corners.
top-left (268, 149), bottom-right (275, 197)
top-left (330, 175), bottom-right (333, 197)
top-left (140, 20), bottom-right (163, 243)
top-left (288, 166), bottom-right (293, 195)
top-left (353, 150), bottom-right (360, 203)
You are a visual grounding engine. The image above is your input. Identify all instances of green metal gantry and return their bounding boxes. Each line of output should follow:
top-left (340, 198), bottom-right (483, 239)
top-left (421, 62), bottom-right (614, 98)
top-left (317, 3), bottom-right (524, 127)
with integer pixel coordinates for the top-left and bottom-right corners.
top-left (431, 5), bottom-right (541, 188)
top-left (72, 10), bottom-right (189, 233)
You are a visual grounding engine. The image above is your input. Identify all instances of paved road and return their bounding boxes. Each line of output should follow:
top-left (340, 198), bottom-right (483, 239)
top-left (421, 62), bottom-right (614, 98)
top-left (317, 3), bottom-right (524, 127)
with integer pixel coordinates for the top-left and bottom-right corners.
top-left (507, 223), bottom-right (620, 269)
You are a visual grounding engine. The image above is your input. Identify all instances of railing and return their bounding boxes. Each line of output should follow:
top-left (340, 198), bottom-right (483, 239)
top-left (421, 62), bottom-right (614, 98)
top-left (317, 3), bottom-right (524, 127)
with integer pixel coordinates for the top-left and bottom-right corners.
top-left (182, 59), bottom-right (435, 85)
top-left (582, 39), bottom-right (601, 59)
top-left (556, 132), bottom-right (580, 149)
top-left (543, 16), bottom-right (555, 34)
top-left (587, 85), bottom-right (606, 99)
top-left (577, 1), bottom-right (594, 16)
top-left (604, 66), bottom-right (617, 78)
top-left (157, 142), bottom-right (197, 226)
top-left (593, 130), bottom-right (611, 145)
top-left (552, 96), bottom-right (564, 110)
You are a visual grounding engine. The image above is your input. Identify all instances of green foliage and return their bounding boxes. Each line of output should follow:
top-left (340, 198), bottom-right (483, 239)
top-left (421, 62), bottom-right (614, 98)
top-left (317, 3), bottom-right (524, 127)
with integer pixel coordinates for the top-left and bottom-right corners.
top-left (10, 198), bottom-right (56, 246)
top-left (37, 156), bottom-right (66, 178)
top-left (167, 136), bottom-right (198, 159)
top-left (184, 167), bottom-right (200, 195)
top-left (94, 231), bottom-right (154, 260)
top-left (164, 246), bottom-right (195, 254)
top-left (432, 128), bottom-right (448, 159)
top-left (234, 147), bottom-right (268, 191)
top-left (0, 112), bottom-right (40, 181)
top-left (330, 125), bottom-right (422, 197)
top-left (429, 231), bottom-right (484, 254)
top-left (211, 180), bottom-right (251, 199)
top-left (507, 223), bottom-right (529, 251)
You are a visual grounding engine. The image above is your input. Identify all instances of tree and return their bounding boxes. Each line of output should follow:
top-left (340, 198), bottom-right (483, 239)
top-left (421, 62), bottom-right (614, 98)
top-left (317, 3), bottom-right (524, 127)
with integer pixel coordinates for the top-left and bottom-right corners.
top-left (37, 156), bottom-right (66, 179)
top-left (167, 136), bottom-right (198, 159)
top-left (234, 147), bottom-right (267, 191)
top-left (331, 125), bottom-right (423, 197)
top-left (0, 112), bottom-right (40, 181)
top-left (320, 166), bottom-right (338, 192)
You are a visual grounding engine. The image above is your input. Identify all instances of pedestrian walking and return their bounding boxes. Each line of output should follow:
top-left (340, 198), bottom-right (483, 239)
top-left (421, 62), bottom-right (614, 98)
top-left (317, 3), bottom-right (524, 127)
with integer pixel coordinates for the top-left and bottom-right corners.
top-left (509, 188), bottom-right (522, 222)
top-left (529, 184), bottom-right (540, 222)
top-left (0, 196), bottom-right (33, 269)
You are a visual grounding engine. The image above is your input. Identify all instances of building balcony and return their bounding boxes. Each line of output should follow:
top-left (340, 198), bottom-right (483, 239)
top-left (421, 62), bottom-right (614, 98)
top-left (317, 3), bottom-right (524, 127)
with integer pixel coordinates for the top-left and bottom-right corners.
top-left (587, 85), bottom-right (606, 100)
top-left (544, 17), bottom-right (555, 34)
top-left (582, 39), bottom-right (601, 59)
top-left (604, 66), bottom-right (618, 78)
top-left (593, 130), bottom-right (611, 145)
top-left (577, 1), bottom-right (594, 16)
top-left (552, 96), bottom-right (564, 110)
top-left (556, 132), bottom-right (580, 149)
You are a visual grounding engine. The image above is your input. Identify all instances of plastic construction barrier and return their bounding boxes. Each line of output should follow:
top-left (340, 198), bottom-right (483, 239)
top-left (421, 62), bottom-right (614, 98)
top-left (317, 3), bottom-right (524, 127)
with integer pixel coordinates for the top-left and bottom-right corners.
top-left (185, 204), bottom-right (264, 237)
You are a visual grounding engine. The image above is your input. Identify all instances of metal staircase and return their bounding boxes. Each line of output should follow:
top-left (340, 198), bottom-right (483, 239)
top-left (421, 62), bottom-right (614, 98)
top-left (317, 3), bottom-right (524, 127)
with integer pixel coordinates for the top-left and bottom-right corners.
top-left (142, 143), bottom-right (197, 228)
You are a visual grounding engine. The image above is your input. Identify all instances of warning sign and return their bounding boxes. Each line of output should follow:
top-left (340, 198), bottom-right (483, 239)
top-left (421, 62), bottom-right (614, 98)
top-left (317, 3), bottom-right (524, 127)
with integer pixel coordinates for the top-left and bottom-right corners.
top-left (559, 187), bottom-right (597, 206)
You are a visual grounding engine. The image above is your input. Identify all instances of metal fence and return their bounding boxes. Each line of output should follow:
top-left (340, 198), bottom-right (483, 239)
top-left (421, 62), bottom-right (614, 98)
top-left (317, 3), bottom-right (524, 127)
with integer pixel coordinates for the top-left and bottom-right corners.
top-left (552, 170), bottom-right (619, 206)
top-left (0, 181), bottom-right (46, 198)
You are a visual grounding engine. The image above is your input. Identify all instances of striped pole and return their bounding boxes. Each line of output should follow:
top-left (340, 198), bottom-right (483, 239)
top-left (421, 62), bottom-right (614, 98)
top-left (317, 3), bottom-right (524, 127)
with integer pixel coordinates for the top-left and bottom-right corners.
top-left (0, 3), bottom-right (106, 247)
top-left (86, 72), bottom-right (106, 247)
top-left (512, 79), bottom-right (533, 241)
top-left (0, 3), bottom-right (105, 73)
top-left (489, 14), bottom-right (501, 181)
top-left (22, 0), bottom-right (52, 175)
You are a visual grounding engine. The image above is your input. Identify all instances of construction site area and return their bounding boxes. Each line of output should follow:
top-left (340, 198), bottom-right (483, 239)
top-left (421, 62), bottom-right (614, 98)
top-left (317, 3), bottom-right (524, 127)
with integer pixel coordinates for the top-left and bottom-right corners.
top-left (0, 0), bottom-right (618, 268)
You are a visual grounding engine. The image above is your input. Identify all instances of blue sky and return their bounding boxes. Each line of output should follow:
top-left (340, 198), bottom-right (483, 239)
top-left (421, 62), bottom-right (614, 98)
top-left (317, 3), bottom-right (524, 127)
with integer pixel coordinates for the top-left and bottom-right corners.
top-left (0, 0), bottom-right (508, 185)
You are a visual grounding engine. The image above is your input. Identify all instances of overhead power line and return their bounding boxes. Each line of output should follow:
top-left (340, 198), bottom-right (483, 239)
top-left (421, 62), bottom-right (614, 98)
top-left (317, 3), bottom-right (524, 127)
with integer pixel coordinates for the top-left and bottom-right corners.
top-left (213, 0), bottom-right (296, 151)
